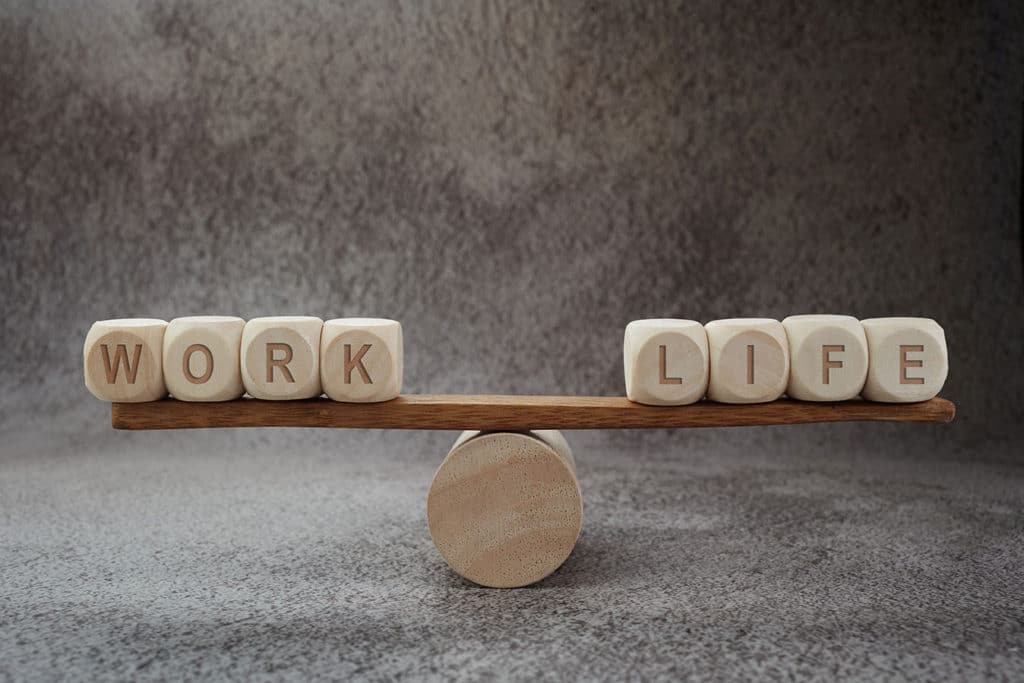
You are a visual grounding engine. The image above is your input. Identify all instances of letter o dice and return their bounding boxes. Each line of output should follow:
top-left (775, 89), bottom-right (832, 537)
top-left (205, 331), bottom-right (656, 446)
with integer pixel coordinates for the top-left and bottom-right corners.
top-left (321, 318), bottom-right (403, 402)
top-left (705, 318), bottom-right (789, 403)
top-left (623, 319), bottom-right (708, 405)
top-left (163, 316), bottom-right (245, 402)
top-left (861, 317), bottom-right (948, 402)
top-left (241, 317), bottom-right (323, 400)
top-left (84, 319), bottom-right (168, 402)
top-left (782, 315), bottom-right (868, 401)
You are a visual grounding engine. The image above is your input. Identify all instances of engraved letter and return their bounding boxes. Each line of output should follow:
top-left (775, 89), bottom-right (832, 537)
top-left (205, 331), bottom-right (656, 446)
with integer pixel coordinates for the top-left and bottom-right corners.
top-left (266, 343), bottom-right (295, 383)
top-left (899, 344), bottom-right (925, 384)
top-left (183, 343), bottom-right (214, 385)
top-left (746, 344), bottom-right (755, 384)
top-left (822, 344), bottom-right (844, 385)
top-left (101, 344), bottom-right (142, 384)
top-left (658, 345), bottom-right (682, 385)
top-left (344, 343), bottom-right (373, 384)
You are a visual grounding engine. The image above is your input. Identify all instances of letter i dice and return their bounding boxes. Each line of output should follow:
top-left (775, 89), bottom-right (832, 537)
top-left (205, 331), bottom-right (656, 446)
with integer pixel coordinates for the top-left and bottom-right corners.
top-left (705, 318), bottom-right (789, 404)
top-left (240, 317), bottom-right (323, 400)
top-left (84, 319), bottom-right (168, 402)
top-left (321, 318), bottom-right (403, 402)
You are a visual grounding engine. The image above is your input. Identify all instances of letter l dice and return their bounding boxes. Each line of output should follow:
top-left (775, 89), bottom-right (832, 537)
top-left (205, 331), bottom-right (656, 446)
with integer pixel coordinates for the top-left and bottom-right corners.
top-left (623, 319), bottom-right (709, 406)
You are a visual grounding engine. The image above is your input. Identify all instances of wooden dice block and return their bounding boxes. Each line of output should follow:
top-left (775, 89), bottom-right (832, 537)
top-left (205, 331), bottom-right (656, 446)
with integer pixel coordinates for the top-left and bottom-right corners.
top-left (623, 319), bottom-right (709, 405)
top-left (240, 317), bottom-right (323, 400)
top-left (83, 319), bottom-right (168, 402)
top-left (163, 316), bottom-right (245, 402)
top-left (320, 318), bottom-right (403, 402)
top-left (427, 430), bottom-right (582, 588)
top-left (782, 314), bottom-right (868, 401)
top-left (861, 317), bottom-right (948, 402)
top-left (705, 318), bottom-right (789, 403)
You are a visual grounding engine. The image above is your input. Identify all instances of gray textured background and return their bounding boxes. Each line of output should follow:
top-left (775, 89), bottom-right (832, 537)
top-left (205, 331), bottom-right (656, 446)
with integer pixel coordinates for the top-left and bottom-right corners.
top-left (2, 1), bottom-right (1023, 680)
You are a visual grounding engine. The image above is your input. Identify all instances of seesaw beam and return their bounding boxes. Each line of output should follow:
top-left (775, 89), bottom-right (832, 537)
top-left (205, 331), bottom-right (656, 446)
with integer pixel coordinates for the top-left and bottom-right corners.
top-left (111, 395), bottom-right (955, 431)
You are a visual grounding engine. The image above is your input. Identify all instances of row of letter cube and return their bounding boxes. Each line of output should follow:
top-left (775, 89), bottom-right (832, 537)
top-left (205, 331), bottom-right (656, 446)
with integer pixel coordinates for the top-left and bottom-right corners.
top-left (624, 316), bottom-right (948, 404)
top-left (84, 317), bottom-right (403, 403)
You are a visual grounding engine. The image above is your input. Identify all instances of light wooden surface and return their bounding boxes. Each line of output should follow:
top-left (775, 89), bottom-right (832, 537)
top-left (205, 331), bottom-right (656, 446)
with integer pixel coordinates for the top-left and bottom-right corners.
top-left (427, 431), bottom-right (583, 588)
top-left (112, 395), bottom-right (956, 430)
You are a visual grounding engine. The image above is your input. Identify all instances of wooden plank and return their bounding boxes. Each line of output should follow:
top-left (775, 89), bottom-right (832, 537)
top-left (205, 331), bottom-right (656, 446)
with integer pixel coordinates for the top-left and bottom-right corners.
top-left (112, 395), bottom-right (956, 431)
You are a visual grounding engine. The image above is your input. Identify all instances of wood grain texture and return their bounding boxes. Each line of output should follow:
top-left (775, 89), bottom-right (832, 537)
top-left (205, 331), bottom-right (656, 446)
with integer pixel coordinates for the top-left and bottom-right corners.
top-left (112, 395), bottom-right (956, 430)
top-left (427, 431), bottom-right (583, 588)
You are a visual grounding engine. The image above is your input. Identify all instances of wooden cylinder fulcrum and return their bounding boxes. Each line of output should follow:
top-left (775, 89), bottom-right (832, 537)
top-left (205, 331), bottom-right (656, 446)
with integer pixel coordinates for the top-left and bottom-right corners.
top-left (426, 430), bottom-right (583, 588)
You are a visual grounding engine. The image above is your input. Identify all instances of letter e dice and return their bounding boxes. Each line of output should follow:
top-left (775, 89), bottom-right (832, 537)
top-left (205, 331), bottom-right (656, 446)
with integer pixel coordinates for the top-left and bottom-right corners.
top-left (861, 317), bottom-right (948, 402)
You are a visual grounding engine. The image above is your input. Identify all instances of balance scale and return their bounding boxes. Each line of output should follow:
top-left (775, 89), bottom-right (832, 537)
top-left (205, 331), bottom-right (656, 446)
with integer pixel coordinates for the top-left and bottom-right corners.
top-left (110, 395), bottom-right (956, 588)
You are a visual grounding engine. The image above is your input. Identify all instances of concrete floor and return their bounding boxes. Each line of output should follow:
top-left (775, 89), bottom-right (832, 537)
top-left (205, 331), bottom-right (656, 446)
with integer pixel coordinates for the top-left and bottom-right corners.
top-left (2, 403), bottom-right (1021, 680)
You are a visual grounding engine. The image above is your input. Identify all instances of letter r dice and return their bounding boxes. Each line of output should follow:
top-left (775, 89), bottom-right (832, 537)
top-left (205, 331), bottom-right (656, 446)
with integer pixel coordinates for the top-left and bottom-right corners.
top-left (320, 318), bottom-right (403, 402)
top-left (84, 319), bottom-right (168, 402)
top-left (240, 317), bottom-right (323, 400)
